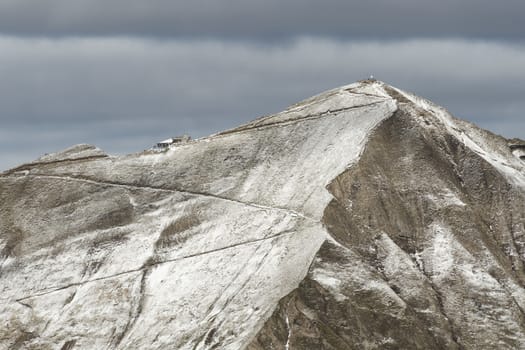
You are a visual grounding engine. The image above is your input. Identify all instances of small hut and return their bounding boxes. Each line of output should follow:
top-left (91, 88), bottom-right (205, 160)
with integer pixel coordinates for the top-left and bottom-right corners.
top-left (508, 139), bottom-right (525, 161)
top-left (153, 135), bottom-right (192, 150)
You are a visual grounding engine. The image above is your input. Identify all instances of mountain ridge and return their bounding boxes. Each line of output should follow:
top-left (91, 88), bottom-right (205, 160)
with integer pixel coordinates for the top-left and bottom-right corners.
top-left (1, 80), bottom-right (524, 349)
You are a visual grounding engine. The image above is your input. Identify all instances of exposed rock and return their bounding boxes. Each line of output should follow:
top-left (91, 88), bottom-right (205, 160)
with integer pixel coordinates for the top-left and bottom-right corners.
top-left (1, 81), bottom-right (524, 349)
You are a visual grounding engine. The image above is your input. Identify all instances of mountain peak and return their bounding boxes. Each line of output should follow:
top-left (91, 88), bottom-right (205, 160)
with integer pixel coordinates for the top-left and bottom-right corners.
top-left (1, 82), bottom-right (524, 349)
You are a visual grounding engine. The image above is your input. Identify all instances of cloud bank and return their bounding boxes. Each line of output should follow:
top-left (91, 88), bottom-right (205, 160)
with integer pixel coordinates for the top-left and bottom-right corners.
top-left (0, 0), bottom-right (523, 40)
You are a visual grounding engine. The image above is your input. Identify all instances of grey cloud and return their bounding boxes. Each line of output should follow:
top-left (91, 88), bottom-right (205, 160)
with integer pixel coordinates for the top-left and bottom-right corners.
top-left (1, 36), bottom-right (524, 171)
top-left (0, 0), bottom-right (524, 40)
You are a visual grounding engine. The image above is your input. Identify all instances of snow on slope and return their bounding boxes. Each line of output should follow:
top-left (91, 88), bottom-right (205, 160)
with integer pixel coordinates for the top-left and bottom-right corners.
top-left (0, 81), bottom-right (397, 349)
top-left (2, 80), bottom-right (524, 349)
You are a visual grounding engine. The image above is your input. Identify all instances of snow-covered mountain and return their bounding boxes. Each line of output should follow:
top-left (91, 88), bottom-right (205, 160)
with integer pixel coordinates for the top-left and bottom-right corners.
top-left (1, 80), bottom-right (524, 349)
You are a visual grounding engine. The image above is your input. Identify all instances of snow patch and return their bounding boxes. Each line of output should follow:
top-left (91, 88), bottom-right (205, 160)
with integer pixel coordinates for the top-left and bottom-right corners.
top-left (424, 189), bottom-right (465, 207)
top-left (421, 224), bottom-right (455, 280)
top-left (284, 310), bottom-right (292, 350)
top-left (311, 271), bottom-right (347, 302)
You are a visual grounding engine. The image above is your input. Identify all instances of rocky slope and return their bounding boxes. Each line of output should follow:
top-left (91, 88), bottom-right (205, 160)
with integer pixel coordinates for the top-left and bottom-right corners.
top-left (1, 80), bottom-right (524, 349)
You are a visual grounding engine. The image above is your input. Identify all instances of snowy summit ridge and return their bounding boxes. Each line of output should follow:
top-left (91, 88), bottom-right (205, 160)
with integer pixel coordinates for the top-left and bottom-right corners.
top-left (1, 80), bottom-right (525, 349)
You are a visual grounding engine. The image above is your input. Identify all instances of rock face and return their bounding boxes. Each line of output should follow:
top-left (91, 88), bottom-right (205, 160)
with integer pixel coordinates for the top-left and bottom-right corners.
top-left (1, 80), bottom-right (524, 349)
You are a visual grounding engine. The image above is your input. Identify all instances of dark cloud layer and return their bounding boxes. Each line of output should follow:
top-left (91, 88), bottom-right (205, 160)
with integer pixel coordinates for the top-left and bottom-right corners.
top-left (0, 0), bottom-right (524, 40)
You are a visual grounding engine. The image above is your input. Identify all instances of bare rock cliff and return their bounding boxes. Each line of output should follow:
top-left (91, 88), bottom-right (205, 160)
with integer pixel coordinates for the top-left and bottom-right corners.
top-left (1, 81), bottom-right (524, 349)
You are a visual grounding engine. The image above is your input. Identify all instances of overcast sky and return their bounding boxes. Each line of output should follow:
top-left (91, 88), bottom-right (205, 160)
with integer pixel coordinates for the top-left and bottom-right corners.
top-left (1, 1), bottom-right (524, 170)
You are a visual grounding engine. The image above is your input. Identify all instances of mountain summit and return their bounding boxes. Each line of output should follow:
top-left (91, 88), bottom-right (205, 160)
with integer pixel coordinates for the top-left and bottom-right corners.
top-left (1, 81), bottom-right (524, 349)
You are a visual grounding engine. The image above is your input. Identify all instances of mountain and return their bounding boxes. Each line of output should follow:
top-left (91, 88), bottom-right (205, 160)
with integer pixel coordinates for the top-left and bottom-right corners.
top-left (1, 80), bottom-right (524, 349)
